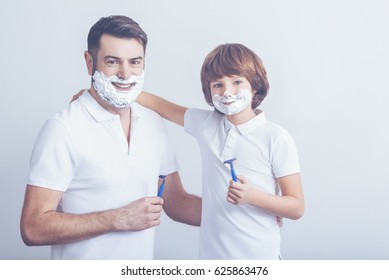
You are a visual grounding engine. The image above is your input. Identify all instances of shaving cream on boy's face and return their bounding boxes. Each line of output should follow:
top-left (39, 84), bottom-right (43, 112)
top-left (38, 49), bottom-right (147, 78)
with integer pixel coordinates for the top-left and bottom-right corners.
top-left (92, 70), bottom-right (145, 108)
top-left (212, 88), bottom-right (252, 115)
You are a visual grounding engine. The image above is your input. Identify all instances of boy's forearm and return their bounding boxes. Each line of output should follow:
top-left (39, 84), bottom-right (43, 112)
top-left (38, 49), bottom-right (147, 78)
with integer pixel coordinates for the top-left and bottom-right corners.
top-left (249, 189), bottom-right (304, 220)
top-left (137, 91), bottom-right (187, 126)
top-left (137, 91), bottom-right (159, 110)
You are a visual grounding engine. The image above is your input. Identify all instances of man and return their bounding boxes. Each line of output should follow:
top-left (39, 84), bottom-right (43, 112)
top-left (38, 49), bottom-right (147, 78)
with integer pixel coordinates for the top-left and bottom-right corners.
top-left (20, 15), bottom-right (201, 260)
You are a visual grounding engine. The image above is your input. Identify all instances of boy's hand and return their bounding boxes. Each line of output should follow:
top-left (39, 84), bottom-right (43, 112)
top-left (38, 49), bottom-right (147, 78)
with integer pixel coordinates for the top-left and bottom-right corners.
top-left (70, 90), bottom-right (85, 103)
top-left (227, 176), bottom-right (284, 227)
top-left (227, 175), bottom-right (256, 205)
top-left (276, 216), bottom-right (283, 227)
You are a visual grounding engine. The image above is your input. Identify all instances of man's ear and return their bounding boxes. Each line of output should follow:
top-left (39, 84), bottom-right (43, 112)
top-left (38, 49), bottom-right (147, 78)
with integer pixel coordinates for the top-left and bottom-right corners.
top-left (84, 51), bottom-right (94, 76)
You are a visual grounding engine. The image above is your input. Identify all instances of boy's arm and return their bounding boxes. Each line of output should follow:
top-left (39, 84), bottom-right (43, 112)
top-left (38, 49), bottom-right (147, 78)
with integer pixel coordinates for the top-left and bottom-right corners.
top-left (137, 91), bottom-right (187, 127)
top-left (227, 173), bottom-right (304, 220)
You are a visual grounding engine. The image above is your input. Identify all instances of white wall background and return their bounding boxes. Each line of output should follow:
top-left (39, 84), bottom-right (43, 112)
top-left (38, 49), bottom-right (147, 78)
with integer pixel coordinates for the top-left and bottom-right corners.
top-left (1, 0), bottom-right (388, 260)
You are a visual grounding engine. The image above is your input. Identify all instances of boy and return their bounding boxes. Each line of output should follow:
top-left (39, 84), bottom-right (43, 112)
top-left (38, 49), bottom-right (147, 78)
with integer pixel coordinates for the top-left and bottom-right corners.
top-left (137, 43), bottom-right (304, 259)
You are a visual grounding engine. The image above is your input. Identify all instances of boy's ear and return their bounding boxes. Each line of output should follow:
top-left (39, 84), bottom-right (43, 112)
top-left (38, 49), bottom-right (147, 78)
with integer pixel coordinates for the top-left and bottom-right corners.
top-left (84, 51), bottom-right (94, 76)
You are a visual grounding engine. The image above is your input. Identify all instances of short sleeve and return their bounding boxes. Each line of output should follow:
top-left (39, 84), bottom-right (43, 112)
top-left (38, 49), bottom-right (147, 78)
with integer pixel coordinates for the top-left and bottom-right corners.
top-left (28, 119), bottom-right (76, 191)
top-left (184, 108), bottom-right (214, 137)
top-left (270, 130), bottom-right (300, 178)
top-left (159, 122), bottom-right (179, 176)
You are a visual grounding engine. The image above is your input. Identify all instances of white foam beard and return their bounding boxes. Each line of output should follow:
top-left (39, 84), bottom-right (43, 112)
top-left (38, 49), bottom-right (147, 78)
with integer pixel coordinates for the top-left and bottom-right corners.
top-left (92, 70), bottom-right (145, 108)
top-left (212, 89), bottom-right (252, 115)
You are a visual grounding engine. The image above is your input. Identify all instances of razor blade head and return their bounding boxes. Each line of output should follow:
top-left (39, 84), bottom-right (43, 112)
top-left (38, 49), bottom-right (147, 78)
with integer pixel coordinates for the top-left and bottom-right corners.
top-left (223, 158), bottom-right (237, 165)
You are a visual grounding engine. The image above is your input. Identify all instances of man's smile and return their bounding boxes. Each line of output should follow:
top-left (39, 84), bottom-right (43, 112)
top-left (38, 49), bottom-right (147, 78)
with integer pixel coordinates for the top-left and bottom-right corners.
top-left (112, 82), bottom-right (136, 91)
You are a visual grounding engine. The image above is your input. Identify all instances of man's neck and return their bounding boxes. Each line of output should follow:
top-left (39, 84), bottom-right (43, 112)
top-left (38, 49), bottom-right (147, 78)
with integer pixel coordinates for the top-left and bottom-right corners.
top-left (88, 88), bottom-right (131, 117)
top-left (88, 87), bottom-right (132, 143)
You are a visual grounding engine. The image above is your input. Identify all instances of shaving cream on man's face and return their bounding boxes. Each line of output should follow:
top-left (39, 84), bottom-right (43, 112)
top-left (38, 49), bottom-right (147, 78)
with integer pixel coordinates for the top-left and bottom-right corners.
top-left (92, 71), bottom-right (145, 108)
top-left (212, 89), bottom-right (252, 115)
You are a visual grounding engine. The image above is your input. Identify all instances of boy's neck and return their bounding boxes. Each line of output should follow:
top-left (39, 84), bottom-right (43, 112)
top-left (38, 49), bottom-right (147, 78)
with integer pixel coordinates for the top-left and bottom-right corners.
top-left (226, 109), bottom-right (258, 126)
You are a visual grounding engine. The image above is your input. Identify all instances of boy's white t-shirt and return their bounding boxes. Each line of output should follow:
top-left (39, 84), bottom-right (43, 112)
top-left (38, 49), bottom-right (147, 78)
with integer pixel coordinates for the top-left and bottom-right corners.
top-left (28, 92), bottom-right (178, 259)
top-left (185, 108), bottom-right (300, 259)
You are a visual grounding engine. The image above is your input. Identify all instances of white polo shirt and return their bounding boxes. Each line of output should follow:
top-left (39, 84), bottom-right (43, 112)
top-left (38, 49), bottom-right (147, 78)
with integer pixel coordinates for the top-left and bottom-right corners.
top-left (28, 91), bottom-right (178, 259)
top-left (185, 108), bottom-right (300, 259)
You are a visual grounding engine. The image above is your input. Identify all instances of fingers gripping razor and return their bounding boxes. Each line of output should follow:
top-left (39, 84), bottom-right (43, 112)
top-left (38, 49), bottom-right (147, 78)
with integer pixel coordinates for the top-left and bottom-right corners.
top-left (157, 175), bottom-right (166, 197)
top-left (223, 158), bottom-right (237, 182)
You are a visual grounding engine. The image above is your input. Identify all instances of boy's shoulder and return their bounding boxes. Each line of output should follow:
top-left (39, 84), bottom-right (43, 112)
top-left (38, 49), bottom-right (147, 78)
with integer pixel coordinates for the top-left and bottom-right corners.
top-left (259, 120), bottom-right (296, 146)
top-left (187, 107), bottom-right (222, 119)
top-left (184, 108), bottom-right (222, 135)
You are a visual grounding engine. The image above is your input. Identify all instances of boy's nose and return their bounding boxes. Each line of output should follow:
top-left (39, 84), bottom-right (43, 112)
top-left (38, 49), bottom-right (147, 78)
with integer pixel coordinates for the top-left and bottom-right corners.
top-left (223, 91), bottom-right (233, 98)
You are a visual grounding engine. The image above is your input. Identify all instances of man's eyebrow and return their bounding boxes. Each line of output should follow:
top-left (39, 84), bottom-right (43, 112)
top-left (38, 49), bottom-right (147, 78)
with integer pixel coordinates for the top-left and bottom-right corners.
top-left (103, 55), bottom-right (143, 62)
top-left (104, 55), bottom-right (121, 60)
top-left (130, 56), bottom-right (143, 61)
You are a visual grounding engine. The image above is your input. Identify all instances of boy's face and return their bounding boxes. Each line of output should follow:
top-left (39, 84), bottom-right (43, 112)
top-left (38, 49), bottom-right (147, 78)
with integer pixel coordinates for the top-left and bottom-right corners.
top-left (210, 75), bottom-right (254, 116)
top-left (210, 75), bottom-right (253, 98)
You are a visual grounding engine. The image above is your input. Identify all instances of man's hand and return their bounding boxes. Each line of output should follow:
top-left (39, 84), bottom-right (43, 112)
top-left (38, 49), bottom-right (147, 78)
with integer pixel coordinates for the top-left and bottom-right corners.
top-left (111, 196), bottom-right (164, 231)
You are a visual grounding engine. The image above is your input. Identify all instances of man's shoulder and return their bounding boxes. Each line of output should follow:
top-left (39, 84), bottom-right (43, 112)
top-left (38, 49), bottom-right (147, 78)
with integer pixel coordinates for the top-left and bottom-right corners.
top-left (42, 98), bottom-right (91, 136)
top-left (132, 102), bottom-right (164, 122)
top-left (50, 100), bottom-right (83, 122)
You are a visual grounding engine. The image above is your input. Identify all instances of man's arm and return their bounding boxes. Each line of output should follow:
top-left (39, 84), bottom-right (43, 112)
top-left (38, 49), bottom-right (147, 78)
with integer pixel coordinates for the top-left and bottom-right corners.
top-left (20, 184), bottom-right (163, 246)
top-left (160, 172), bottom-right (201, 226)
top-left (137, 92), bottom-right (187, 127)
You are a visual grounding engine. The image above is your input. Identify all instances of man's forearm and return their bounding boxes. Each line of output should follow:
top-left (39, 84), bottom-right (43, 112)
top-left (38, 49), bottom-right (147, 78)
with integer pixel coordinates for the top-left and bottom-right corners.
top-left (21, 209), bottom-right (117, 246)
top-left (164, 193), bottom-right (201, 226)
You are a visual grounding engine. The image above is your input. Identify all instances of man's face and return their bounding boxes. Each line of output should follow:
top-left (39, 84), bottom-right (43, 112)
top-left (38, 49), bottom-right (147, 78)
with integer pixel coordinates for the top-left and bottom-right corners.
top-left (86, 33), bottom-right (145, 92)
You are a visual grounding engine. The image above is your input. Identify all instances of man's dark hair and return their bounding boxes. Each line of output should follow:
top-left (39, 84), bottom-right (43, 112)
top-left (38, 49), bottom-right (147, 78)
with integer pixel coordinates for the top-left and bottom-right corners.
top-left (87, 15), bottom-right (148, 59)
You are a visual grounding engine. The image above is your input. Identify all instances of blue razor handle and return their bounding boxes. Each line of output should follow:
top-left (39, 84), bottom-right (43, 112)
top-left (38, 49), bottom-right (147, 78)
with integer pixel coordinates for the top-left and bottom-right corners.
top-left (223, 158), bottom-right (237, 182)
top-left (157, 175), bottom-right (166, 197)
top-left (230, 165), bottom-right (237, 182)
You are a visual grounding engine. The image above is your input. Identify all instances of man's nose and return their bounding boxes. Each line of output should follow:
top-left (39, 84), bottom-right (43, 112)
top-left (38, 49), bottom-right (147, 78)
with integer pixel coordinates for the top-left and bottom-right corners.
top-left (117, 64), bottom-right (133, 80)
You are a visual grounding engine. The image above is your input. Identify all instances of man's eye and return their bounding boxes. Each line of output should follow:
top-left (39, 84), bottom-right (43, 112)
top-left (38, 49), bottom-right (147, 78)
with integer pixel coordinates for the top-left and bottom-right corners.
top-left (106, 59), bottom-right (118, 65)
top-left (131, 59), bottom-right (141, 65)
